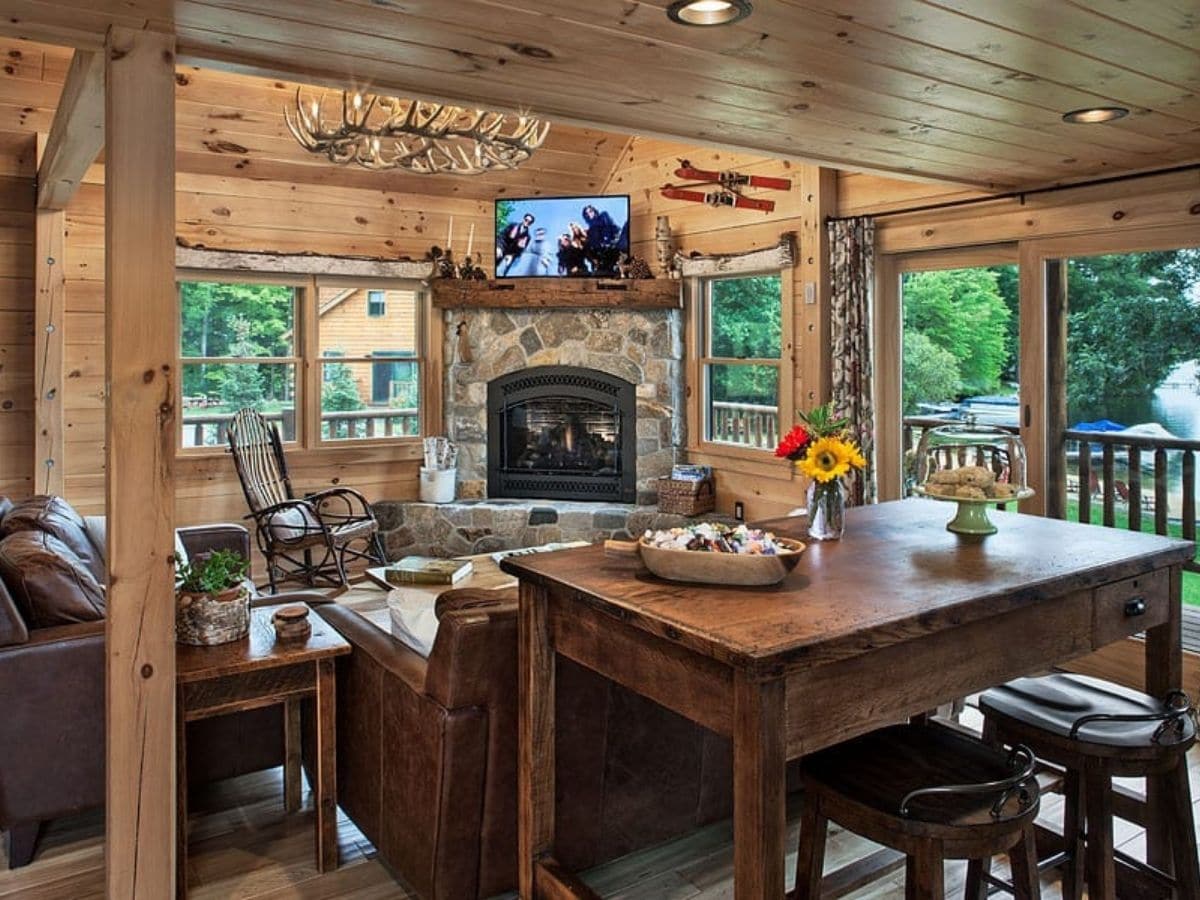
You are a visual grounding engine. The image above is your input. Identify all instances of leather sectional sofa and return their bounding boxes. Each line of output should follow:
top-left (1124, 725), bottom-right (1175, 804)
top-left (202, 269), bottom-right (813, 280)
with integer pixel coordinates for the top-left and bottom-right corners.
top-left (318, 588), bottom-right (741, 899)
top-left (0, 494), bottom-right (291, 868)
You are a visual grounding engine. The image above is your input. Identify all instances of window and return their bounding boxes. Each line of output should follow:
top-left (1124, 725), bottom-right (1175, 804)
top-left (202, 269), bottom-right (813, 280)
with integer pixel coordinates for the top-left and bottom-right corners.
top-left (178, 279), bottom-right (300, 448)
top-left (366, 289), bottom-right (386, 317)
top-left (317, 283), bottom-right (422, 441)
top-left (178, 274), bottom-right (426, 450)
top-left (700, 273), bottom-right (785, 450)
top-left (371, 351), bottom-right (418, 405)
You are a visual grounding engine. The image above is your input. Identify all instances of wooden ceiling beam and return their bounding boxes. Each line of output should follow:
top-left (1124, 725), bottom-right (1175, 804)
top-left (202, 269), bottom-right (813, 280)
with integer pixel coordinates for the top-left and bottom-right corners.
top-left (36, 48), bottom-right (104, 209)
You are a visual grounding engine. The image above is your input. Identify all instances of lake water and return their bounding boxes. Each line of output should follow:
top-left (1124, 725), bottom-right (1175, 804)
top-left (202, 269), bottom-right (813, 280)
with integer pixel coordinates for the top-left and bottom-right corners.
top-left (1099, 360), bottom-right (1200, 440)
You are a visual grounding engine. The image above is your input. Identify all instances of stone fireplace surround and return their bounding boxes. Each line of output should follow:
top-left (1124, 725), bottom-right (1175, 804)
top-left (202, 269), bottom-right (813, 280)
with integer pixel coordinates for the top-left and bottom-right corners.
top-left (373, 304), bottom-right (697, 559)
top-left (446, 306), bottom-right (685, 502)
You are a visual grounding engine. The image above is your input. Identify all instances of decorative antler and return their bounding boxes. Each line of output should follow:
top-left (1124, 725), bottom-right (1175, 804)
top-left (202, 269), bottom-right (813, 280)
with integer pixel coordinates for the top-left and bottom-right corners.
top-left (284, 88), bottom-right (550, 175)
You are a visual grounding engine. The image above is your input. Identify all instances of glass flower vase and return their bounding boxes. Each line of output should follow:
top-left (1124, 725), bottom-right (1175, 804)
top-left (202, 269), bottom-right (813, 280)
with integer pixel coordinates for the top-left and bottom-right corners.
top-left (807, 479), bottom-right (846, 541)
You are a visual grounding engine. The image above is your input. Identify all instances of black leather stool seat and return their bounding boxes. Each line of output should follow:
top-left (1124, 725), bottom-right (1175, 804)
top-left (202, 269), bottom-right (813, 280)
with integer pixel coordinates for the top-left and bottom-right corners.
top-left (795, 723), bottom-right (1043, 899)
top-left (976, 673), bottom-right (1198, 900)
top-left (980, 673), bottom-right (1195, 749)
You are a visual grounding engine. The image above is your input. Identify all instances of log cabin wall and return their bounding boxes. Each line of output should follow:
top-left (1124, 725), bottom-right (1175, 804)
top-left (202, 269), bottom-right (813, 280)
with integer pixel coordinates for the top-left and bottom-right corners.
top-left (606, 137), bottom-right (827, 520)
top-left (61, 169), bottom-right (491, 526)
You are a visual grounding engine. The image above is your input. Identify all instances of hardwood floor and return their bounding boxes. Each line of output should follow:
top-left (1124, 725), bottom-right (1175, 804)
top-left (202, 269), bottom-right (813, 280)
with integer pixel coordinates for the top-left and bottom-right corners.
top-left (2, 744), bottom-right (1197, 899)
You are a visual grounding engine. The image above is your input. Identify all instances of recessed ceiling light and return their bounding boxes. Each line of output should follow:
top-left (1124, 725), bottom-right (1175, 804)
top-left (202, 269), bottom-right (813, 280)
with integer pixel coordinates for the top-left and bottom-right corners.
top-left (1062, 106), bottom-right (1130, 124)
top-left (666, 0), bottom-right (752, 27)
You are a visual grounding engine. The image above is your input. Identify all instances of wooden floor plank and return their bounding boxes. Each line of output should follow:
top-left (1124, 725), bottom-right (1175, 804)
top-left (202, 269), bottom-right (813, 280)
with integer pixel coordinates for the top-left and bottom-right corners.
top-left (1, 750), bottom-right (1197, 899)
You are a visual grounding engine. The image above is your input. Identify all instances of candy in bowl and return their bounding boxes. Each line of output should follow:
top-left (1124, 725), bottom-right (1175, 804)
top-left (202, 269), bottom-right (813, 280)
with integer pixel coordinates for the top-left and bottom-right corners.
top-left (911, 419), bottom-right (1033, 535)
top-left (636, 523), bottom-right (806, 586)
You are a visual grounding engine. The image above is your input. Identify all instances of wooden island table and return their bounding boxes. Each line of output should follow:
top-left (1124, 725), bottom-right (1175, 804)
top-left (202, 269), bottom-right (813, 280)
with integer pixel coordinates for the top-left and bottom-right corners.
top-left (502, 499), bottom-right (1194, 899)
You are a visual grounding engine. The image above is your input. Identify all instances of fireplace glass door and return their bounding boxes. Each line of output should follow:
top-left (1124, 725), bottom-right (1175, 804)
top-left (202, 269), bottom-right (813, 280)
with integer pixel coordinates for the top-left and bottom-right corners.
top-left (488, 366), bottom-right (637, 502)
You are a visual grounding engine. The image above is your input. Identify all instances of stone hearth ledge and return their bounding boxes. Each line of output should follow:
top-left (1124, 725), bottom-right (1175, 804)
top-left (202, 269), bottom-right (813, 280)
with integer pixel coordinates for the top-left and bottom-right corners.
top-left (374, 499), bottom-right (739, 560)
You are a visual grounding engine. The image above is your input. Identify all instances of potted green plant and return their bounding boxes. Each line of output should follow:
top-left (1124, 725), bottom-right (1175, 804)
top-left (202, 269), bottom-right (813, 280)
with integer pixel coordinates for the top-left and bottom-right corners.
top-left (175, 549), bottom-right (252, 646)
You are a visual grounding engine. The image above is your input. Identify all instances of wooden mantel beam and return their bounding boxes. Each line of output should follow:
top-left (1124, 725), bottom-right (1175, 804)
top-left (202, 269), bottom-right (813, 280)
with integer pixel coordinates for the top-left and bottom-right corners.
top-left (105, 25), bottom-right (177, 900)
top-left (37, 48), bottom-right (104, 210)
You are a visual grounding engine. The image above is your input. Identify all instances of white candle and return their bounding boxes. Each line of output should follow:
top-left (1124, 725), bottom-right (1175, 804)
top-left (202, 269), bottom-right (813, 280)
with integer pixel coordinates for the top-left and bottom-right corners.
top-left (446, 216), bottom-right (454, 253)
top-left (466, 223), bottom-right (475, 259)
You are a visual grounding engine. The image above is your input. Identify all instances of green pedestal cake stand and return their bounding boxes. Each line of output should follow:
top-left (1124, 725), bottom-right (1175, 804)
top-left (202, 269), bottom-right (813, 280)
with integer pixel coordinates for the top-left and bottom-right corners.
top-left (913, 487), bottom-right (1036, 535)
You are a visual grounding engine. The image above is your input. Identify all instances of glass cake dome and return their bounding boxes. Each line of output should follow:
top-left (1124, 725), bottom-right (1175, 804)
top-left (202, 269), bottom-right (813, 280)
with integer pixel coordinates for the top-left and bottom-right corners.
top-left (911, 418), bottom-right (1032, 534)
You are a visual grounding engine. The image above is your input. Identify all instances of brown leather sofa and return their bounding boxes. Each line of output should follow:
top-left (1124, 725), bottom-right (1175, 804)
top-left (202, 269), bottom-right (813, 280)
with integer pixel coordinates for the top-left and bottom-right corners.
top-left (317, 589), bottom-right (740, 900)
top-left (0, 495), bottom-right (294, 868)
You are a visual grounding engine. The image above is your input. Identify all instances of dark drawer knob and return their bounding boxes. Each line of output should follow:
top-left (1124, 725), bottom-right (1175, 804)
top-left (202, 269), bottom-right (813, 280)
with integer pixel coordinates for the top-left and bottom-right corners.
top-left (1124, 597), bottom-right (1147, 617)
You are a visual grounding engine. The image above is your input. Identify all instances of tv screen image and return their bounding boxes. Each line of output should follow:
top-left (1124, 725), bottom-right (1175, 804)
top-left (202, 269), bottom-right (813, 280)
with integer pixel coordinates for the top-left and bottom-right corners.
top-left (495, 195), bottom-right (630, 278)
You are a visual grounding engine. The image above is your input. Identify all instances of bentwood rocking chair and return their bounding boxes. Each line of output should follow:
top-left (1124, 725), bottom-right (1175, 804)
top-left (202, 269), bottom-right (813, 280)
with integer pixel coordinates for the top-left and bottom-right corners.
top-left (227, 408), bottom-right (386, 591)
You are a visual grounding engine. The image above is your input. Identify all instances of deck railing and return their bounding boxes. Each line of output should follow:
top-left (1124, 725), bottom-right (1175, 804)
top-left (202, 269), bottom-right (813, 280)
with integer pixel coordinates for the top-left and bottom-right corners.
top-left (181, 407), bottom-right (419, 447)
top-left (1066, 428), bottom-right (1199, 574)
top-left (709, 401), bottom-right (779, 450)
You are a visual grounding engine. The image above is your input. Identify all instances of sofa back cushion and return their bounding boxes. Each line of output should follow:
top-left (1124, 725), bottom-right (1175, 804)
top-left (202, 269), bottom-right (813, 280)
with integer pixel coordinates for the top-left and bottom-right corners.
top-left (0, 530), bottom-right (106, 629)
top-left (1, 496), bottom-right (106, 584)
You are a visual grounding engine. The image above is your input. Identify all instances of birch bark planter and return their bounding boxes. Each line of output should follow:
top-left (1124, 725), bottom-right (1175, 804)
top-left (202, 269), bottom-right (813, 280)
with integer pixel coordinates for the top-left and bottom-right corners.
top-left (176, 586), bottom-right (251, 646)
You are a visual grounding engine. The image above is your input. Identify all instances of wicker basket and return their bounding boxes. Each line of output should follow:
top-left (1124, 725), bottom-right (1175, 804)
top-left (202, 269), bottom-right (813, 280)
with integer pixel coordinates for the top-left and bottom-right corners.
top-left (656, 476), bottom-right (716, 516)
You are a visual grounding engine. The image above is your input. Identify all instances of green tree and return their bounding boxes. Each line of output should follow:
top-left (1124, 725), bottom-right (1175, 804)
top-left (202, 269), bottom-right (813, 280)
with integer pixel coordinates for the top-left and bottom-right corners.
top-left (902, 268), bottom-right (1011, 396)
top-left (1066, 250), bottom-right (1200, 421)
top-left (902, 331), bottom-right (961, 414)
top-left (321, 362), bottom-right (364, 412)
top-left (219, 317), bottom-right (266, 409)
top-left (181, 281), bottom-right (295, 398)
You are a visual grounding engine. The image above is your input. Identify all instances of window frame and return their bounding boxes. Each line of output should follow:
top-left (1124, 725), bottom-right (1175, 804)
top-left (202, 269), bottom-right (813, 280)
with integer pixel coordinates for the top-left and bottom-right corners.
top-left (366, 289), bottom-right (386, 318)
top-left (176, 270), bottom-right (307, 454)
top-left (309, 276), bottom-right (426, 447)
top-left (689, 270), bottom-right (795, 461)
top-left (175, 269), bottom-right (433, 456)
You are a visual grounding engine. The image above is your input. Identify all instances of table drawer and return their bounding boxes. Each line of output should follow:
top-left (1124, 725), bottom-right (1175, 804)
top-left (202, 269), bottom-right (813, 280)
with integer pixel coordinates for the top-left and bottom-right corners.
top-left (1092, 569), bottom-right (1169, 648)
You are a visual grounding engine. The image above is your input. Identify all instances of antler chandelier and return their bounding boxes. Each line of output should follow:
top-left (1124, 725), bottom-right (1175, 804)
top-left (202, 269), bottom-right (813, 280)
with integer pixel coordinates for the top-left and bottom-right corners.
top-left (284, 88), bottom-right (550, 175)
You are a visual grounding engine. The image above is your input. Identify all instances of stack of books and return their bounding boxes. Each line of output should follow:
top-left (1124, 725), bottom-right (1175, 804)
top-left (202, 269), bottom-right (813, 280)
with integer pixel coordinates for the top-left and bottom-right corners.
top-left (670, 464), bottom-right (712, 482)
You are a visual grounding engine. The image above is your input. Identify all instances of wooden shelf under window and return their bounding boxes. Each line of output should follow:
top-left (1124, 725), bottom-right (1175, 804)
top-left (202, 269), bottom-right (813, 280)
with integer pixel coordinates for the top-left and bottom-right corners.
top-left (429, 277), bottom-right (682, 310)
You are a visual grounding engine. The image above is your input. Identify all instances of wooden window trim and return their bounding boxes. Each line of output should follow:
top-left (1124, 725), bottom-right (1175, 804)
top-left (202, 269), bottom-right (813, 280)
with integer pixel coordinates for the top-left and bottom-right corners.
top-left (687, 271), bottom-right (795, 466)
top-left (175, 270), bottom-right (437, 457)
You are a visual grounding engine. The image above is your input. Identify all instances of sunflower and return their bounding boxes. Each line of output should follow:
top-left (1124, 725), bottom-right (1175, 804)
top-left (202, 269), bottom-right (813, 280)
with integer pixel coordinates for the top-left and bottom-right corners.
top-left (799, 436), bottom-right (854, 483)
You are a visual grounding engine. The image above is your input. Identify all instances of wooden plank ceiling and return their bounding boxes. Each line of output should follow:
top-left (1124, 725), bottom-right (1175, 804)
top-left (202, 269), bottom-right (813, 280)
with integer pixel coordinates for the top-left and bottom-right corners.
top-left (0, 0), bottom-right (1198, 190)
top-left (0, 38), bottom-right (629, 200)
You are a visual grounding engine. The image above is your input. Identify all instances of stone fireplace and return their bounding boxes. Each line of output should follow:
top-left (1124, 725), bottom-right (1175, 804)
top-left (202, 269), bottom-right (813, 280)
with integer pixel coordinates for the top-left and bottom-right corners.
top-left (445, 307), bottom-right (684, 505)
top-left (487, 366), bottom-right (637, 503)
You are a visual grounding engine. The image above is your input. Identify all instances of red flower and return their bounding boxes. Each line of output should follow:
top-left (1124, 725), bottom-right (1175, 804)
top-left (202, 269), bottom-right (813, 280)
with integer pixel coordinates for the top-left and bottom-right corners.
top-left (774, 425), bottom-right (811, 461)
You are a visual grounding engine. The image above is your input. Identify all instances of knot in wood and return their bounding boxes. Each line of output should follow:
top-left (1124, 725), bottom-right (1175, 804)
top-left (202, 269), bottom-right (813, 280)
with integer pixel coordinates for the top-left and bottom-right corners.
top-left (141, 664), bottom-right (154, 679)
top-left (143, 369), bottom-right (155, 383)
top-left (1112, 210), bottom-right (1126, 220)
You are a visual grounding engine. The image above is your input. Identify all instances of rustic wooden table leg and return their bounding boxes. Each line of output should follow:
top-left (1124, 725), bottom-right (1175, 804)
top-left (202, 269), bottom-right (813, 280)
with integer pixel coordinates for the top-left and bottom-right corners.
top-left (519, 582), bottom-right (556, 899)
top-left (733, 673), bottom-right (786, 900)
top-left (176, 686), bottom-right (188, 899)
top-left (1144, 563), bottom-right (1182, 877)
top-left (284, 697), bottom-right (302, 813)
top-left (314, 659), bottom-right (338, 873)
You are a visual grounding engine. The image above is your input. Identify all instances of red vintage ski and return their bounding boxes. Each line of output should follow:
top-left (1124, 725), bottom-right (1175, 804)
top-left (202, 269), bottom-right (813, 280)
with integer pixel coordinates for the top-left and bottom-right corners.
top-left (674, 159), bottom-right (792, 192)
top-left (659, 185), bottom-right (777, 213)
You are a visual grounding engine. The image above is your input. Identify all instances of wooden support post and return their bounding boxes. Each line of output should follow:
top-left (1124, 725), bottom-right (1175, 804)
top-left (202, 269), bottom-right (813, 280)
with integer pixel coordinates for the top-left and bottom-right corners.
top-left (1045, 258), bottom-right (1068, 520)
top-left (34, 135), bottom-right (65, 495)
top-left (104, 25), bottom-right (177, 900)
top-left (796, 166), bottom-right (836, 411)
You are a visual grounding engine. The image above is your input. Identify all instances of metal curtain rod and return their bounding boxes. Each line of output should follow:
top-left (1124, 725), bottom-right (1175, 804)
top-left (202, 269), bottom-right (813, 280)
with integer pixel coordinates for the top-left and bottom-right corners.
top-left (825, 162), bottom-right (1200, 224)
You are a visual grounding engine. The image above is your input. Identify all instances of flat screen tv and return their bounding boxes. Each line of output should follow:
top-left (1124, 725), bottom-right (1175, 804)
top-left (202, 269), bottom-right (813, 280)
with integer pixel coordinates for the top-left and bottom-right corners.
top-left (495, 195), bottom-right (630, 278)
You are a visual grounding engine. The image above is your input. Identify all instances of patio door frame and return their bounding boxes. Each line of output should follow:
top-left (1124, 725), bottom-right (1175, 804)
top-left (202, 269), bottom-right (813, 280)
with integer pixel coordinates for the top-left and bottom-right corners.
top-left (874, 244), bottom-right (1020, 502)
top-left (1020, 222), bottom-right (1200, 511)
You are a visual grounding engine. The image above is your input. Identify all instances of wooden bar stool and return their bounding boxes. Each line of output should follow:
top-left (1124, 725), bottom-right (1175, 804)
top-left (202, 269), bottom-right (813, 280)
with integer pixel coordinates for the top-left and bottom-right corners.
top-left (795, 723), bottom-right (1042, 900)
top-left (976, 673), bottom-right (1198, 900)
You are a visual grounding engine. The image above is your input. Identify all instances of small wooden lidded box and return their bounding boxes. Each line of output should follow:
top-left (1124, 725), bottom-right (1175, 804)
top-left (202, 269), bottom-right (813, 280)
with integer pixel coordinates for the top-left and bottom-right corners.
top-left (656, 476), bottom-right (716, 516)
top-left (272, 604), bottom-right (312, 643)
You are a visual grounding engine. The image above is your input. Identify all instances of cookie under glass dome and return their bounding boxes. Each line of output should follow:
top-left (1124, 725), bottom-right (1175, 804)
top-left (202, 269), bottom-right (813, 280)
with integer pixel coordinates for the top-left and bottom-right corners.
top-left (911, 419), bottom-right (1032, 534)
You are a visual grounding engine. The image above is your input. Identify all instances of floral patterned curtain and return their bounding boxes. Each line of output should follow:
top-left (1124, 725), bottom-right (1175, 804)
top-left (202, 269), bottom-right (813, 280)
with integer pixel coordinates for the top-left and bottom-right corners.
top-left (828, 217), bottom-right (876, 505)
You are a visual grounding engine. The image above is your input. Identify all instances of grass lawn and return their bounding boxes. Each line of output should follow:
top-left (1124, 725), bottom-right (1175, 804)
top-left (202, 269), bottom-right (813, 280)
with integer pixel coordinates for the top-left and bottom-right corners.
top-left (1065, 499), bottom-right (1200, 607)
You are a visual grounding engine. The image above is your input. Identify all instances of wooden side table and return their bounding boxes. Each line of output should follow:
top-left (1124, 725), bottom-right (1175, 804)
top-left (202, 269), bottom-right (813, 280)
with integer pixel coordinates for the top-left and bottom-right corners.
top-left (175, 602), bottom-right (350, 897)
